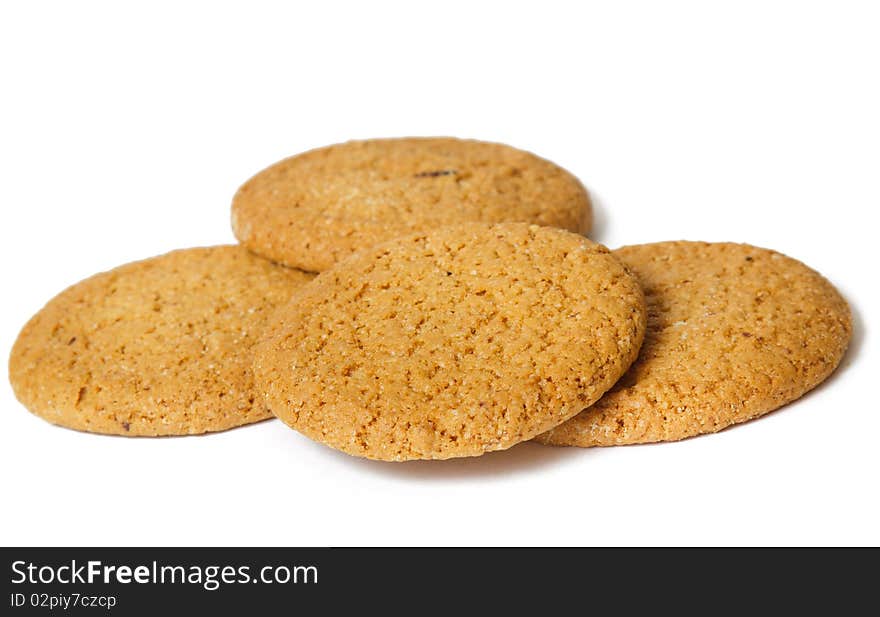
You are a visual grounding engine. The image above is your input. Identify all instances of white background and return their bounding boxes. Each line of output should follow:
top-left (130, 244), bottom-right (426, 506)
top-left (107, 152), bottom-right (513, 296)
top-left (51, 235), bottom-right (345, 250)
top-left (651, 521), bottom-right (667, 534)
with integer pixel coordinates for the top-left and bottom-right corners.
top-left (1, 1), bottom-right (876, 546)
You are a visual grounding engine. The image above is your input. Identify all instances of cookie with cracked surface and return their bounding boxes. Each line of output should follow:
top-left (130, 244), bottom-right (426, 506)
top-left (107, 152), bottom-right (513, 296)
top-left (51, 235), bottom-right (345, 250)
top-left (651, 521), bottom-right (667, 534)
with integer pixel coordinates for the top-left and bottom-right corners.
top-left (9, 246), bottom-right (314, 436)
top-left (231, 137), bottom-right (592, 272)
top-left (537, 241), bottom-right (852, 447)
top-left (255, 223), bottom-right (646, 461)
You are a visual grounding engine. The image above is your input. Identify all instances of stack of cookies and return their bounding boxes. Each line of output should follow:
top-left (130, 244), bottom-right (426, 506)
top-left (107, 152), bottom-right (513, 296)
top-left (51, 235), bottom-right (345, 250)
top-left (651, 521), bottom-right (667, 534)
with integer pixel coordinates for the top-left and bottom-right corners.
top-left (9, 138), bottom-right (852, 461)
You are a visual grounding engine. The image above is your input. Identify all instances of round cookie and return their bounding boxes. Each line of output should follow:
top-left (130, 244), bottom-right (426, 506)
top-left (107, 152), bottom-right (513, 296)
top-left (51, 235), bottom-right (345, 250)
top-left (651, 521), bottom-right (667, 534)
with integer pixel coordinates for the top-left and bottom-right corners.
top-left (537, 241), bottom-right (852, 447)
top-left (255, 223), bottom-right (646, 461)
top-left (9, 246), bottom-right (314, 436)
top-left (231, 137), bottom-right (592, 272)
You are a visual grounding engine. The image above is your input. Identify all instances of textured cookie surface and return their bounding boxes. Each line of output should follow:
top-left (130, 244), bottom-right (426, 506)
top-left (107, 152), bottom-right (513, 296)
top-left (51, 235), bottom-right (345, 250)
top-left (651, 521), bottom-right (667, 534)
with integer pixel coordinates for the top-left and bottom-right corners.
top-left (232, 137), bottom-right (592, 271)
top-left (538, 242), bottom-right (852, 447)
top-left (255, 223), bottom-right (646, 461)
top-left (9, 246), bottom-right (314, 436)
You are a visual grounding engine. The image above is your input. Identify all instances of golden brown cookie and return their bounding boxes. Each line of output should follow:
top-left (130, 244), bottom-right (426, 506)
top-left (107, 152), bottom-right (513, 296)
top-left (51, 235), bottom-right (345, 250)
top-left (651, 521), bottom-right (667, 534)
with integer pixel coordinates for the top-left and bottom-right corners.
top-left (537, 241), bottom-right (852, 447)
top-left (231, 137), bottom-right (592, 272)
top-left (9, 246), bottom-right (314, 436)
top-left (255, 223), bottom-right (646, 461)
